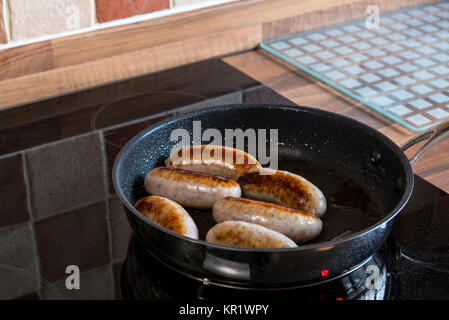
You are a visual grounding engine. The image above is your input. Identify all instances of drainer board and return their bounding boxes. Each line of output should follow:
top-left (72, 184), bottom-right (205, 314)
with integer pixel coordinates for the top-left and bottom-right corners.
top-left (261, 1), bottom-right (449, 132)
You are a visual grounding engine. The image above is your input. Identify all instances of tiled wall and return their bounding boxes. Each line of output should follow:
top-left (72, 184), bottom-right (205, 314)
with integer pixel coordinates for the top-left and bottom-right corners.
top-left (0, 84), bottom-right (291, 300)
top-left (0, 0), bottom-right (236, 46)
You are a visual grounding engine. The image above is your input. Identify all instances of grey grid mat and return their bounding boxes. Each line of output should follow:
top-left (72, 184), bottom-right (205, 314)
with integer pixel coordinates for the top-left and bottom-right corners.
top-left (261, 1), bottom-right (449, 132)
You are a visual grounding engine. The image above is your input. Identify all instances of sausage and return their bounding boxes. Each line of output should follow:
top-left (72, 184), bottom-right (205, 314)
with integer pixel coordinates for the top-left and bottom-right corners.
top-left (206, 221), bottom-right (297, 248)
top-left (213, 197), bottom-right (322, 243)
top-left (165, 145), bottom-right (261, 179)
top-left (237, 168), bottom-right (327, 217)
top-left (135, 195), bottom-right (198, 239)
top-left (144, 167), bottom-right (241, 209)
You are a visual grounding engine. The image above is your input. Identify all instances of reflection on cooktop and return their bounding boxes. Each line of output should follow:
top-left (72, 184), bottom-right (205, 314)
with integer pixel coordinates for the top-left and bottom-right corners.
top-left (394, 176), bottom-right (449, 271)
top-left (390, 175), bottom-right (449, 299)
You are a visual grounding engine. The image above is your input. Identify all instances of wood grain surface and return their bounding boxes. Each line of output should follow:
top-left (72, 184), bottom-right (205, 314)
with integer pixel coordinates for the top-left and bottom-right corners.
top-left (0, 25), bottom-right (260, 109)
top-left (0, 0), bottom-right (434, 111)
top-left (223, 50), bottom-right (449, 193)
top-left (0, 1), bottom-right (7, 44)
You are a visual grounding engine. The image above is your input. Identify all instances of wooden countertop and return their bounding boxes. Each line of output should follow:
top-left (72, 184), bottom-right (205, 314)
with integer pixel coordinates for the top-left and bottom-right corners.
top-left (223, 50), bottom-right (449, 193)
top-left (0, 0), bottom-right (433, 111)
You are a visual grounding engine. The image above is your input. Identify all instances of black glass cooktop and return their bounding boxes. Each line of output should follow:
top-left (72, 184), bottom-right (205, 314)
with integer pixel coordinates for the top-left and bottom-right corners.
top-left (120, 175), bottom-right (449, 300)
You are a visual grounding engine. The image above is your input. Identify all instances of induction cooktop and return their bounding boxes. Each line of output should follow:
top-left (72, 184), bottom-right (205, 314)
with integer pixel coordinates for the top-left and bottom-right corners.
top-left (120, 176), bottom-right (449, 300)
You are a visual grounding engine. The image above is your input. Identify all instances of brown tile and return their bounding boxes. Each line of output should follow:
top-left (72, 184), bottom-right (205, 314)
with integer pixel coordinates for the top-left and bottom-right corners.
top-left (8, 0), bottom-right (93, 41)
top-left (243, 85), bottom-right (295, 105)
top-left (0, 224), bottom-right (38, 299)
top-left (95, 0), bottom-right (170, 23)
top-left (110, 197), bottom-right (132, 262)
top-left (0, 1), bottom-right (7, 44)
top-left (105, 114), bottom-right (172, 195)
top-left (25, 133), bottom-right (106, 219)
top-left (34, 202), bottom-right (110, 283)
top-left (0, 154), bottom-right (30, 228)
top-left (41, 266), bottom-right (114, 300)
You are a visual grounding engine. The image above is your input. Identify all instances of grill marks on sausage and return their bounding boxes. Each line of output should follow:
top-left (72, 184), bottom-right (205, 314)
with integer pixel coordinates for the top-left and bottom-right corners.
top-left (154, 167), bottom-right (239, 188)
top-left (166, 145), bottom-right (260, 179)
top-left (226, 196), bottom-right (316, 218)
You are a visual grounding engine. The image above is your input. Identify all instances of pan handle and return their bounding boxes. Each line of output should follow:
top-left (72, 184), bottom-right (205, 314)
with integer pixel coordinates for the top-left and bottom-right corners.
top-left (401, 121), bottom-right (449, 166)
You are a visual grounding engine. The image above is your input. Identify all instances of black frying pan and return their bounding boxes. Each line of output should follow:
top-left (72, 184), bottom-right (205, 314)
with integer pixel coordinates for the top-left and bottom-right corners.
top-left (113, 104), bottom-right (448, 288)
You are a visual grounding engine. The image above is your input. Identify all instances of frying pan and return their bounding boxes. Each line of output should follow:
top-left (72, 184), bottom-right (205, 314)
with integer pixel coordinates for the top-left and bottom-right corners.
top-left (113, 104), bottom-right (449, 288)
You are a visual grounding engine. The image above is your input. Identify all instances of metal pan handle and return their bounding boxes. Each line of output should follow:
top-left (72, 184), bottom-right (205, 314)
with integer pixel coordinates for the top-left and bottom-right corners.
top-left (401, 121), bottom-right (449, 166)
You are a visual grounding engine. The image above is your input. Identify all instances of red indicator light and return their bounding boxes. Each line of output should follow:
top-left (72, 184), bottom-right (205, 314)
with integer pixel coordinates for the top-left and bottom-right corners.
top-left (336, 297), bottom-right (343, 300)
top-left (321, 269), bottom-right (329, 277)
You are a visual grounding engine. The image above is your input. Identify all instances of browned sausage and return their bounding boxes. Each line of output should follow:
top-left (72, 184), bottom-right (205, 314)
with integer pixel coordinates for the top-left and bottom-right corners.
top-left (213, 197), bottom-right (322, 243)
top-left (135, 195), bottom-right (198, 239)
top-left (166, 145), bottom-right (260, 179)
top-left (206, 221), bottom-right (297, 248)
top-left (237, 168), bottom-right (327, 217)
